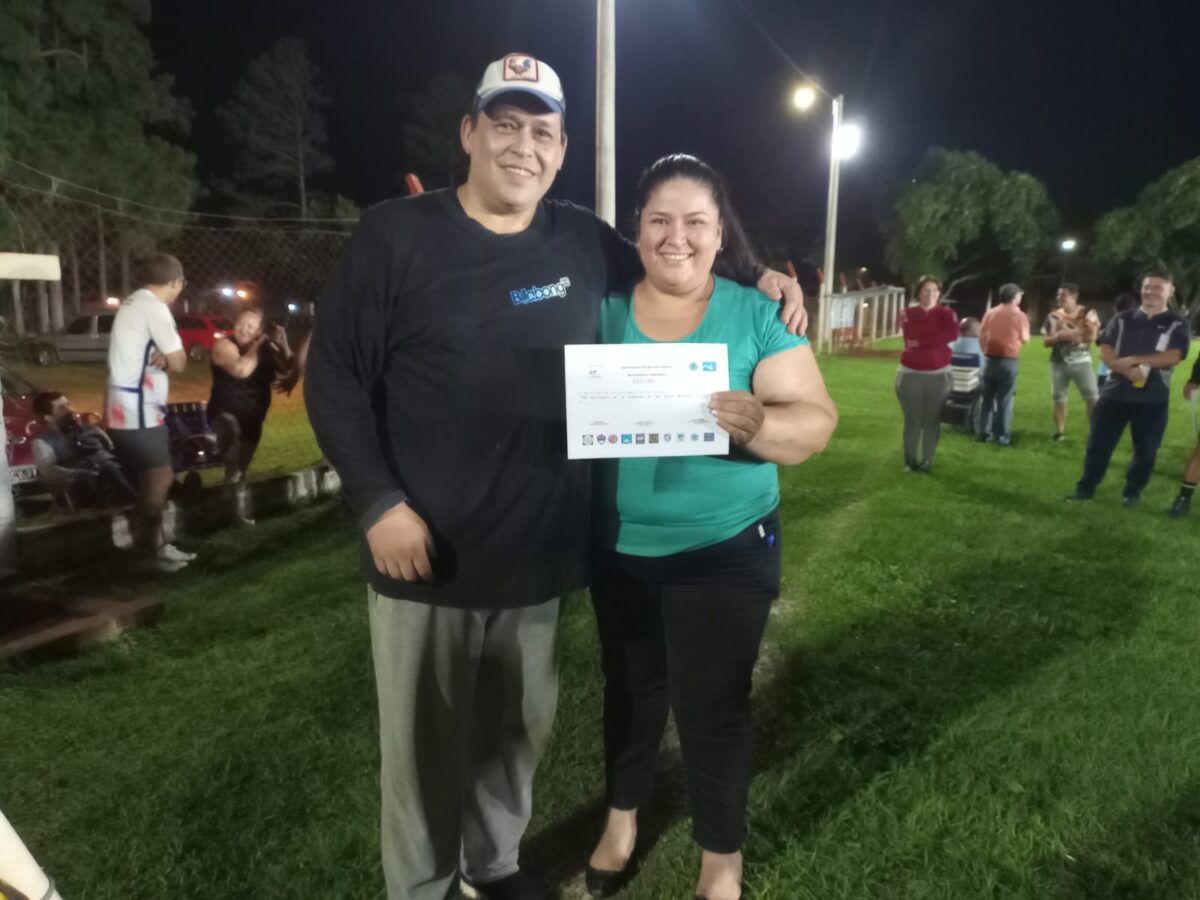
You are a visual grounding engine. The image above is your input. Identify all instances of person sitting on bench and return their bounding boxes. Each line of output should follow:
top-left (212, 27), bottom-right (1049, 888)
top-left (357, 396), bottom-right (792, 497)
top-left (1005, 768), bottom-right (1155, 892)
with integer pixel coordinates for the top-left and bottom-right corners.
top-left (31, 391), bottom-right (135, 504)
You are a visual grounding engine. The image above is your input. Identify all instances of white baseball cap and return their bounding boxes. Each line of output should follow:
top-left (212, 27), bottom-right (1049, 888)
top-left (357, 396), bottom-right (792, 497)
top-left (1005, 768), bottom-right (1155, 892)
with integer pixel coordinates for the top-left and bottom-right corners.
top-left (474, 53), bottom-right (565, 117)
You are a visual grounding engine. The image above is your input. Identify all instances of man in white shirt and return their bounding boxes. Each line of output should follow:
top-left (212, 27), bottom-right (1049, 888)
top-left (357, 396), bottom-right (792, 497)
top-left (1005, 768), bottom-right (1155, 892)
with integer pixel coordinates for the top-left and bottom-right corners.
top-left (106, 253), bottom-right (194, 572)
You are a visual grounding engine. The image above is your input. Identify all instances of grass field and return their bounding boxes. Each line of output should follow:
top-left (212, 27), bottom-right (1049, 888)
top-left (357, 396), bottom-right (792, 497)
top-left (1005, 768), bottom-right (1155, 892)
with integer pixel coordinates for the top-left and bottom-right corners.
top-left (4, 340), bottom-right (1200, 899)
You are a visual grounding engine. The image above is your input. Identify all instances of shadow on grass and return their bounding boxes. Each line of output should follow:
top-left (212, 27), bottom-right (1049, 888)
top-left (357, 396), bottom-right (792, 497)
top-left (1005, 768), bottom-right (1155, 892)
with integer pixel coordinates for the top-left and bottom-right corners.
top-left (1033, 786), bottom-right (1200, 899)
top-left (747, 533), bottom-right (1153, 861)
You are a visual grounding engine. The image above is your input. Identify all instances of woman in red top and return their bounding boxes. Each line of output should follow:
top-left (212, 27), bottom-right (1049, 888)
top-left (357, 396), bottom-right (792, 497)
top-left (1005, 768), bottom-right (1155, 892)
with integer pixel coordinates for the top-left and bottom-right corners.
top-left (895, 276), bottom-right (960, 472)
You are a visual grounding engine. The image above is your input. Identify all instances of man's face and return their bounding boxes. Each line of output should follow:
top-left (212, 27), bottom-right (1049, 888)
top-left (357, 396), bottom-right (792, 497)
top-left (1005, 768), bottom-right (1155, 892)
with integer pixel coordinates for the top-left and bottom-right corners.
top-left (233, 311), bottom-right (264, 347)
top-left (460, 101), bottom-right (567, 214)
top-left (47, 396), bottom-right (74, 428)
top-left (1141, 276), bottom-right (1173, 313)
top-left (1057, 289), bottom-right (1078, 311)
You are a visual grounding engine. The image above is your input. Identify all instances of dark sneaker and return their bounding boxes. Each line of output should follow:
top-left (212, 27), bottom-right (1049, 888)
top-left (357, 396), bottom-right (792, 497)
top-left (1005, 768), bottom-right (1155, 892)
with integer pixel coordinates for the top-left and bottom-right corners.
top-left (1052, 432), bottom-right (1065, 442)
top-left (1066, 488), bottom-right (1094, 502)
top-left (977, 434), bottom-right (990, 443)
top-left (918, 461), bottom-right (932, 473)
top-left (1170, 495), bottom-right (1192, 518)
top-left (1122, 494), bottom-right (1141, 508)
top-left (461, 870), bottom-right (550, 900)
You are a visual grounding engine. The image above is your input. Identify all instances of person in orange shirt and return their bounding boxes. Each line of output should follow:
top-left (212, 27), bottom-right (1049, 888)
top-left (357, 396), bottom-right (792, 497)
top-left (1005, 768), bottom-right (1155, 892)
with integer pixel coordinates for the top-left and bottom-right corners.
top-left (978, 283), bottom-right (1031, 445)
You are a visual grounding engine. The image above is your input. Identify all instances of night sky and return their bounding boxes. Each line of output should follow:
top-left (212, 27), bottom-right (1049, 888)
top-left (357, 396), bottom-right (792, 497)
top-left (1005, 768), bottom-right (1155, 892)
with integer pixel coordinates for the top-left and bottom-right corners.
top-left (150, 0), bottom-right (1200, 269)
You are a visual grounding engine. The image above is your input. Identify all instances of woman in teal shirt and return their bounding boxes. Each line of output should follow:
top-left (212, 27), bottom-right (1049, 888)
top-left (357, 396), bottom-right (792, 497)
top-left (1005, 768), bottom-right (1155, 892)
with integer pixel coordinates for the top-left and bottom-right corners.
top-left (584, 155), bottom-right (838, 900)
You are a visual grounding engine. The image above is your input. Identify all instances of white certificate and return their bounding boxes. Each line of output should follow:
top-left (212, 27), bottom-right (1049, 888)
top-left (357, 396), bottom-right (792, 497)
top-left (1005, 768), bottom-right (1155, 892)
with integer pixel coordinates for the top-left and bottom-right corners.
top-left (565, 343), bottom-right (731, 459)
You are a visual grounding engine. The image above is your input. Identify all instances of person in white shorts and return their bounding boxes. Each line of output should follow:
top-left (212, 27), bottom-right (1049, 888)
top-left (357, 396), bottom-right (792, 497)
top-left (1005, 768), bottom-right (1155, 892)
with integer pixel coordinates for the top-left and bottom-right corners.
top-left (106, 253), bottom-right (195, 573)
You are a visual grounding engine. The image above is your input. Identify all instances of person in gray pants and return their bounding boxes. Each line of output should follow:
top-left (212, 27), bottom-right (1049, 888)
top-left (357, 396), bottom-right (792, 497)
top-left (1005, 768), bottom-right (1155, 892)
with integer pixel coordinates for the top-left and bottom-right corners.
top-left (304, 54), bottom-right (807, 900)
top-left (894, 275), bottom-right (958, 472)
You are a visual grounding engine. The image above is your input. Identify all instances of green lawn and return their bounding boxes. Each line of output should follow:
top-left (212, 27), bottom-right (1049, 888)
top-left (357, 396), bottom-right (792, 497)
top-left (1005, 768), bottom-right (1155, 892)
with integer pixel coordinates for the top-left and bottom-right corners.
top-left (4, 341), bottom-right (1200, 899)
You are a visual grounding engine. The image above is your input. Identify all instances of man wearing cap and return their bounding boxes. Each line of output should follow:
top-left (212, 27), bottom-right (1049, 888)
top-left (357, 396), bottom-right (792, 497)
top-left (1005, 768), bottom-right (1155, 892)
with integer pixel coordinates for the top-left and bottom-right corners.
top-left (978, 283), bottom-right (1030, 446)
top-left (305, 53), bottom-right (806, 900)
top-left (1070, 270), bottom-right (1189, 506)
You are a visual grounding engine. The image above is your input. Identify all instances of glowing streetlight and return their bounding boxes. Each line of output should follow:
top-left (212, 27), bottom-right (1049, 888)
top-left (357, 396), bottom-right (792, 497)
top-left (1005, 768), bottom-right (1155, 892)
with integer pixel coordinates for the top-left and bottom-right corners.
top-left (220, 287), bottom-right (234, 298)
top-left (834, 122), bottom-right (864, 160)
top-left (1059, 238), bottom-right (1079, 282)
top-left (792, 85), bottom-right (817, 111)
top-left (235, 289), bottom-right (249, 299)
top-left (793, 85), bottom-right (864, 352)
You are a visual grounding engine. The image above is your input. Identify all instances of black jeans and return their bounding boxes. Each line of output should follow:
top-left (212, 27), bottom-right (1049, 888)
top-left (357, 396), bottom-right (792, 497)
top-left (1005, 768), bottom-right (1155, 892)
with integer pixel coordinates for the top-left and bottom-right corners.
top-left (590, 510), bottom-right (781, 854)
top-left (1076, 394), bottom-right (1169, 498)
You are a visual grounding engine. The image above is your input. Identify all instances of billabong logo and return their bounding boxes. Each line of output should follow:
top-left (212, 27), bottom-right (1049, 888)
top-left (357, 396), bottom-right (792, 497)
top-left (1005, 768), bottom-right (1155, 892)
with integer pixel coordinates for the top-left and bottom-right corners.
top-left (511, 276), bottom-right (571, 306)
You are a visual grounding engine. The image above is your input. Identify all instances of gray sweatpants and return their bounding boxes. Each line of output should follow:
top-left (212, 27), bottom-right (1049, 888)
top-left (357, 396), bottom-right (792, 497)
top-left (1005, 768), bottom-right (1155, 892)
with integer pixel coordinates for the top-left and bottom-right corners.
top-left (895, 369), bottom-right (953, 467)
top-left (368, 589), bottom-right (561, 900)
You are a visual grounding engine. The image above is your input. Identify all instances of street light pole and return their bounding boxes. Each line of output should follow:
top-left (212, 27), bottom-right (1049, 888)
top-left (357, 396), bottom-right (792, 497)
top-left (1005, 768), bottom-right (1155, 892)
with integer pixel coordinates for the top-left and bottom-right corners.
top-left (817, 95), bottom-right (844, 354)
top-left (595, 0), bottom-right (616, 226)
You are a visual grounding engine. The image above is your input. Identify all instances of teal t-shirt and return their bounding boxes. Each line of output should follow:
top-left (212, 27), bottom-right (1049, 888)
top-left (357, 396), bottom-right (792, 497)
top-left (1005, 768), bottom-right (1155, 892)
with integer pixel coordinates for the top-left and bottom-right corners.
top-left (596, 276), bottom-right (807, 556)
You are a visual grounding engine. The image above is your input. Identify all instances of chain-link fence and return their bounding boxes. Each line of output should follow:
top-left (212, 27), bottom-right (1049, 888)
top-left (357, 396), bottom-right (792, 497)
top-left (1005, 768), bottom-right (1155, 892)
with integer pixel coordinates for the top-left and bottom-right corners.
top-left (0, 164), bottom-right (353, 342)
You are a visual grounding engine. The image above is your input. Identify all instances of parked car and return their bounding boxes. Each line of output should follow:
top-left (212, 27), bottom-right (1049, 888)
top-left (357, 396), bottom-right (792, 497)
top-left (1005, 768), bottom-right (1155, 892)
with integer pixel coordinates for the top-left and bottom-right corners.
top-left (175, 314), bottom-right (233, 362)
top-left (30, 310), bottom-right (232, 365)
top-left (1, 365), bottom-right (100, 491)
top-left (30, 312), bottom-right (115, 365)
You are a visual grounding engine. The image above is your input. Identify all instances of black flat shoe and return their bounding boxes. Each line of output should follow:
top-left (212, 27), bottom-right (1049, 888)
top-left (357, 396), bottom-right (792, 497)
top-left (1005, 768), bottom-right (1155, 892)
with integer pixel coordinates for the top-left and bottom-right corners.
top-left (584, 863), bottom-right (629, 898)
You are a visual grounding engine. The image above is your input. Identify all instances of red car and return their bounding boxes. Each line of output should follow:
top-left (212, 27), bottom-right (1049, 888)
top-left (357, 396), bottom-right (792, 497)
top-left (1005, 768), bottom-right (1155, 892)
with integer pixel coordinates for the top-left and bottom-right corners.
top-left (174, 313), bottom-right (233, 362)
top-left (2, 365), bottom-right (100, 490)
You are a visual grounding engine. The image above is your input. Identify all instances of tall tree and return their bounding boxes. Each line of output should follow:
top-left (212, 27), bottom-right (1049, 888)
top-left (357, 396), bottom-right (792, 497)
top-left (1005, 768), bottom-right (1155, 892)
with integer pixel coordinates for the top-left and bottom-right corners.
top-left (400, 70), bottom-right (473, 189)
top-left (886, 149), bottom-right (1060, 294)
top-left (1093, 158), bottom-right (1200, 314)
top-left (0, 0), bottom-right (196, 329)
top-left (218, 38), bottom-right (333, 220)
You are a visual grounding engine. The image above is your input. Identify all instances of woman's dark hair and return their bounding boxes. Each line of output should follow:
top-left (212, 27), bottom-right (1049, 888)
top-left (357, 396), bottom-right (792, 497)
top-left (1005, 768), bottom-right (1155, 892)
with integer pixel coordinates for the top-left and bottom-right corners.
top-left (914, 275), bottom-right (942, 297)
top-left (632, 154), bottom-right (761, 285)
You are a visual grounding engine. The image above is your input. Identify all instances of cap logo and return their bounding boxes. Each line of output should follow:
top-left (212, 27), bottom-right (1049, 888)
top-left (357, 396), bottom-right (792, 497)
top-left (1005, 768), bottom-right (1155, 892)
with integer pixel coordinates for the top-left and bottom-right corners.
top-left (503, 55), bottom-right (539, 83)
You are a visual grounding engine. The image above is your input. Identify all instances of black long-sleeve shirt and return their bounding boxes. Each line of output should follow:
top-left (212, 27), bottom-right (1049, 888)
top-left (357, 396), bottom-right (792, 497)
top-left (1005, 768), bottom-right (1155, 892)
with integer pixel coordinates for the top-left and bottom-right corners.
top-left (305, 189), bottom-right (638, 608)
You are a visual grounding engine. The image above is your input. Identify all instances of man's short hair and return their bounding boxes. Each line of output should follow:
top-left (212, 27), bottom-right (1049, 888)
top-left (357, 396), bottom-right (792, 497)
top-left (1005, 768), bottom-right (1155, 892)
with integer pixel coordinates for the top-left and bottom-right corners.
top-left (135, 253), bottom-right (183, 287)
top-left (33, 390), bottom-right (64, 416)
top-left (1142, 268), bottom-right (1174, 284)
top-left (1059, 283), bottom-right (1080, 297)
top-left (998, 283), bottom-right (1023, 303)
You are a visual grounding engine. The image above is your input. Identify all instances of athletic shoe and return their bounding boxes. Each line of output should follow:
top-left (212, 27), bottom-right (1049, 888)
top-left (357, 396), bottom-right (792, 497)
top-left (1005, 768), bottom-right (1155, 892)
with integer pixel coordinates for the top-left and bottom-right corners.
top-left (461, 870), bottom-right (550, 900)
top-left (904, 464), bottom-right (917, 473)
top-left (1169, 495), bottom-right (1192, 518)
top-left (160, 543), bottom-right (197, 563)
top-left (1122, 494), bottom-right (1141, 508)
top-left (918, 461), bottom-right (932, 473)
top-left (135, 554), bottom-right (188, 574)
top-left (1052, 432), bottom-right (1065, 442)
top-left (995, 436), bottom-right (1012, 447)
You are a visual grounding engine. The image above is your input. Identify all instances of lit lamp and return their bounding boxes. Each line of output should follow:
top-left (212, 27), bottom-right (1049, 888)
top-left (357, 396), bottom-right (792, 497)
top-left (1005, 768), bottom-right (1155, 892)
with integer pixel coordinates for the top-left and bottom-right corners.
top-left (1060, 238), bottom-right (1078, 281)
top-left (792, 83), bottom-right (865, 352)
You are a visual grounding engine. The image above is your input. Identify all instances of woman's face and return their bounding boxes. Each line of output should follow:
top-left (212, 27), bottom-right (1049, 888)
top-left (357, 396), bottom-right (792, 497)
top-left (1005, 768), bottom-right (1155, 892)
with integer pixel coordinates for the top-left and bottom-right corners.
top-left (918, 281), bottom-right (941, 306)
top-left (636, 177), bottom-right (723, 296)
